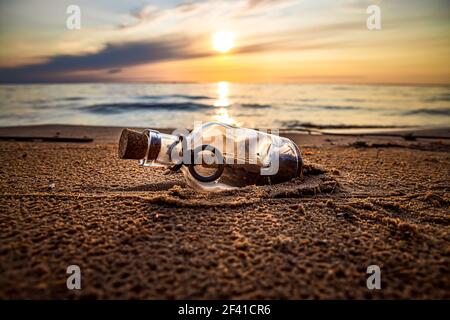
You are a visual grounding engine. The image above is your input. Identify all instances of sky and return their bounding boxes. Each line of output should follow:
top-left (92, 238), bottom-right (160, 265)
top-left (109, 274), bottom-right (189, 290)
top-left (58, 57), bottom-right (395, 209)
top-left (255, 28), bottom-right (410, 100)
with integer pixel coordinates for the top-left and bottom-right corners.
top-left (0, 0), bottom-right (449, 84)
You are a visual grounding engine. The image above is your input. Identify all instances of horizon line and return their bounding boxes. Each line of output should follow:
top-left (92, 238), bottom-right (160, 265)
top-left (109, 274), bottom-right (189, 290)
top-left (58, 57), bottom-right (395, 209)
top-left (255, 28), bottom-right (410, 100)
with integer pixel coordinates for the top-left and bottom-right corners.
top-left (1, 80), bottom-right (449, 87)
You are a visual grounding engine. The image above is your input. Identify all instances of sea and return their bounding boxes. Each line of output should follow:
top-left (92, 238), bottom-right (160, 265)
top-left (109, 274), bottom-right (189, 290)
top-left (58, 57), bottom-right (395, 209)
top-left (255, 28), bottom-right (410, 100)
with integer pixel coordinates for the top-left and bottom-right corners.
top-left (0, 82), bottom-right (449, 130)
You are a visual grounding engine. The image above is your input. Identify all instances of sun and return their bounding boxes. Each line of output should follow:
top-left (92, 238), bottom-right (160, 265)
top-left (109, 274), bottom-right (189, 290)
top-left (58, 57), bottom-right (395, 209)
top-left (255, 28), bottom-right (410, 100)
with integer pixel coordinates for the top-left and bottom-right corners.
top-left (212, 32), bottom-right (234, 53)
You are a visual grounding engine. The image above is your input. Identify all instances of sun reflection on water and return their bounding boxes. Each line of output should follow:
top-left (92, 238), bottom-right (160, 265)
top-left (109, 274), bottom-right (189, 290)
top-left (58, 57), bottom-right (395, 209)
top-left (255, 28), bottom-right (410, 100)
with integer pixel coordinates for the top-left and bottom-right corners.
top-left (214, 81), bottom-right (231, 107)
top-left (214, 107), bottom-right (240, 126)
top-left (213, 81), bottom-right (240, 126)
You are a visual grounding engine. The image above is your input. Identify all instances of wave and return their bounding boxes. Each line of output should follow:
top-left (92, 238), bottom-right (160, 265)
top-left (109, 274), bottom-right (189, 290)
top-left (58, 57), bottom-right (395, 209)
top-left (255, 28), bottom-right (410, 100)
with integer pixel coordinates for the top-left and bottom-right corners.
top-left (297, 98), bottom-right (318, 102)
top-left (137, 94), bottom-right (213, 100)
top-left (239, 103), bottom-right (271, 109)
top-left (62, 97), bottom-right (85, 101)
top-left (345, 98), bottom-right (367, 102)
top-left (423, 93), bottom-right (450, 103)
top-left (83, 102), bottom-right (212, 114)
top-left (404, 108), bottom-right (450, 116)
top-left (332, 87), bottom-right (350, 91)
top-left (297, 105), bottom-right (361, 110)
top-left (279, 121), bottom-right (411, 129)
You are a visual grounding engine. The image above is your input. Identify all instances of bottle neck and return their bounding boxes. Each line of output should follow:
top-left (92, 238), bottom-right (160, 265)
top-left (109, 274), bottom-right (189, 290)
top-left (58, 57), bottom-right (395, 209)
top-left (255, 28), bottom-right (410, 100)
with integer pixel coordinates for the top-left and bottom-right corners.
top-left (140, 130), bottom-right (182, 166)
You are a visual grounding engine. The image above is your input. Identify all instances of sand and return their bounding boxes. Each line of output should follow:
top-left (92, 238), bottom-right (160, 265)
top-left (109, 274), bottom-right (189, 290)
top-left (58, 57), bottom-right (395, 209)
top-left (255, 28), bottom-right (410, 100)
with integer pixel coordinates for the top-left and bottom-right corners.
top-left (0, 124), bottom-right (449, 299)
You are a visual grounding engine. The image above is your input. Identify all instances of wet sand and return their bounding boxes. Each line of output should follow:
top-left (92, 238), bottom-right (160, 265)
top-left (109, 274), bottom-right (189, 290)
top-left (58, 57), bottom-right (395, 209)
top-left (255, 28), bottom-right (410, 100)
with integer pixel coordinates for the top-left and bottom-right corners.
top-left (0, 125), bottom-right (449, 299)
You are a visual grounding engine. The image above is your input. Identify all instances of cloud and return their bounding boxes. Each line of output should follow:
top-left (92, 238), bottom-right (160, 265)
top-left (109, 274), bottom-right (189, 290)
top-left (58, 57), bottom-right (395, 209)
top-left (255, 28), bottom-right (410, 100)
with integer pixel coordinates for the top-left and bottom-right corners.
top-left (119, 5), bottom-right (163, 29)
top-left (246, 0), bottom-right (288, 9)
top-left (119, 0), bottom-right (294, 30)
top-left (0, 37), bottom-right (211, 83)
top-left (234, 40), bottom-right (347, 54)
top-left (0, 18), bottom-right (367, 83)
top-left (131, 5), bottom-right (161, 20)
top-left (107, 68), bottom-right (122, 74)
top-left (235, 21), bottom-right (364, 53)
top-left (175, 1), bottom-right (204, 13)
top-left (120, 1), bottom-right (203, 30)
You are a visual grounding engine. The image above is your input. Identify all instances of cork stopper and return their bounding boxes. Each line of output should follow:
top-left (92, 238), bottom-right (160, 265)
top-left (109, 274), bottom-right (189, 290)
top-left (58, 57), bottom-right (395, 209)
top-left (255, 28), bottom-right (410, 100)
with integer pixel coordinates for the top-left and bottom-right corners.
top-left (118, 129), bottom-right (148, 160)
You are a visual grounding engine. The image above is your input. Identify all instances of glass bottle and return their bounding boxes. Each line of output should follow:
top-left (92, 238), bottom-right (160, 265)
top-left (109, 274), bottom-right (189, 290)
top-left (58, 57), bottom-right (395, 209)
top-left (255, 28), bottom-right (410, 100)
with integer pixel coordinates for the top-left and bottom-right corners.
top-left (119, 122), bottom-right (303, 191)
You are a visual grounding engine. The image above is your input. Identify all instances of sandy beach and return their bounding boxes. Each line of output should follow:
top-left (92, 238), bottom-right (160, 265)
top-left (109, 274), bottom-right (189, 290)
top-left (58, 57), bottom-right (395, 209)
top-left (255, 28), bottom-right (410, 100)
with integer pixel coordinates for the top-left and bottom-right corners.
top-left (0, 124), bottom-right (449, 299)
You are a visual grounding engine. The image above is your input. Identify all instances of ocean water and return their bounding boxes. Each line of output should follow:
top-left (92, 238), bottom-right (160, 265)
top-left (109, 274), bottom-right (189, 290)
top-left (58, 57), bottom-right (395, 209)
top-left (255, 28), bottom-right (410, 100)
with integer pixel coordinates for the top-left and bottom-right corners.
top-left (0, 83), bottom-right (449, 130)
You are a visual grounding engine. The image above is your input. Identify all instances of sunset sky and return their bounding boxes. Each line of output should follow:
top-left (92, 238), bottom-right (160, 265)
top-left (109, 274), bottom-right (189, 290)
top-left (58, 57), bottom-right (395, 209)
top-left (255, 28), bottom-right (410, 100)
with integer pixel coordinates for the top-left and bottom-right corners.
top-left (0, 0), bottom-right (449, 84)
